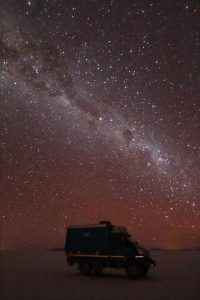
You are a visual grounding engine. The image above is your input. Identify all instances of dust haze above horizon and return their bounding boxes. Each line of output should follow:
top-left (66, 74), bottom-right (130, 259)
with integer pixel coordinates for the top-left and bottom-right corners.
top-left (0, 0), bottom-right (200, 250)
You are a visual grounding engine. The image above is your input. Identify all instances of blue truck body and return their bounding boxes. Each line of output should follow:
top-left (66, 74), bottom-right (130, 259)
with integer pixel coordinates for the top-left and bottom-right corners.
top-left (65, 221), bottom-right (155, 279)
top-left (66, 223), bottom-right (110, 255)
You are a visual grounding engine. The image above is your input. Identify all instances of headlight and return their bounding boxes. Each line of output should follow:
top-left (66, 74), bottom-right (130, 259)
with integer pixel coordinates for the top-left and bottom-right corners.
top-left (137, 247), bottom-right (149, 256)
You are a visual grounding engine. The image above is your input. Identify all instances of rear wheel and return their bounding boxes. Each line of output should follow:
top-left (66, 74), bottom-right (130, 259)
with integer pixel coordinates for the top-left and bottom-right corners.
top-left (126, 262), bottom-right (141, 279)
top-left (94, 265), bottom-right (103, 275)
top-left (79, 263), bottom-right (92, 276)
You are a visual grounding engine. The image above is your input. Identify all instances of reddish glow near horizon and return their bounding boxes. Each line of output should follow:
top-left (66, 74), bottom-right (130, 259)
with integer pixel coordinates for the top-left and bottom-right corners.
top-left (0, 1), bottom-right (200, 250)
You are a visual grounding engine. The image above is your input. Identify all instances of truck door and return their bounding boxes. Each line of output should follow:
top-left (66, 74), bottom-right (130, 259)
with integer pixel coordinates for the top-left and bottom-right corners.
top-left (110, 232), bottom-right (126, 256)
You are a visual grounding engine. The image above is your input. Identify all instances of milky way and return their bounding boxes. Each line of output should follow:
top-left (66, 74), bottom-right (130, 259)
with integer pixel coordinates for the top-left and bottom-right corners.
top-left (0, 1), bottom-right (200, 249)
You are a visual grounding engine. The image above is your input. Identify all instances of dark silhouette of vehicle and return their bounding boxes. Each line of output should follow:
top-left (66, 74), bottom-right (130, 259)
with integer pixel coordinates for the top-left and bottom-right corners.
top-left (65, 221), bottom-right (156, 279)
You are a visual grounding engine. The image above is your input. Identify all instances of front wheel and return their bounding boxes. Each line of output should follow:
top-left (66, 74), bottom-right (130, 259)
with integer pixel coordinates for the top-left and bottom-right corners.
top-left (141, 266), bottom-right (148, 277)
top-left (126, 262), bottom-right (141, 279)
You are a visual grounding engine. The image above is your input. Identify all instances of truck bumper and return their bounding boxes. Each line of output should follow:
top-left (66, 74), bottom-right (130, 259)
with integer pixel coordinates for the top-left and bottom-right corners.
top-left (149, 258), bottom-right (156, 266)
top-left (135, 256), bottom-right (156, 267)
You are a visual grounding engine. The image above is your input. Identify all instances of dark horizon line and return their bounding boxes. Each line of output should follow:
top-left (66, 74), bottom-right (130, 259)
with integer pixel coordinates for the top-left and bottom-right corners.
top-left (1, 247), bottom-right (200, 252)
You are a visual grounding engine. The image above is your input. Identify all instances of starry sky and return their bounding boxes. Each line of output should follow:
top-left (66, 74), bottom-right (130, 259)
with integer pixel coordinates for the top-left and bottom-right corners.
top-left (0, 0), bottom-right (200, 250)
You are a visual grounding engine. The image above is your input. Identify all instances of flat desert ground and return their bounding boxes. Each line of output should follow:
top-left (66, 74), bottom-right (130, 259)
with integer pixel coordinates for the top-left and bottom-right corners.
top-left (1, 250), bottom-right (200, 300)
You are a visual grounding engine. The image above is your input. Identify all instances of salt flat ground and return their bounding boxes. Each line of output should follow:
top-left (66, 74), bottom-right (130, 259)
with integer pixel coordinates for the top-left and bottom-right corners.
top-left (0, 250), bottom-right (200, 300)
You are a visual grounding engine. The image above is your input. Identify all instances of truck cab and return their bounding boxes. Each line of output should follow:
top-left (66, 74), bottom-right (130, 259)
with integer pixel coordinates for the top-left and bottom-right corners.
top-left (65, 221), bottom-right (156, 279)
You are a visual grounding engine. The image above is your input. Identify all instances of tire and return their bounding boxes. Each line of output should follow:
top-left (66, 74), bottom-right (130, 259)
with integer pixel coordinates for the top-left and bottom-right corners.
top-left (94, 265), bottom-right (103, 275)
top-left (141, 266), bottom-right (148, 277)
top-left (79, 263), bottom-right (92, 276)
top-left (126, 262), bottom-right (141, 279)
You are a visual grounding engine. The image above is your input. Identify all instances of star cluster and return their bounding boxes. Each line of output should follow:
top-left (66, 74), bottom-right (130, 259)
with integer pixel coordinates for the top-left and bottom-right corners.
top-left (0, 1), bottom-right (199, 250)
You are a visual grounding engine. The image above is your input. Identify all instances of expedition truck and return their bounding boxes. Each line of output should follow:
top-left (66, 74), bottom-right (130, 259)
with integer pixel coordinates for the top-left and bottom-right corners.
top-left (65, 221), bottom-right (156, 279)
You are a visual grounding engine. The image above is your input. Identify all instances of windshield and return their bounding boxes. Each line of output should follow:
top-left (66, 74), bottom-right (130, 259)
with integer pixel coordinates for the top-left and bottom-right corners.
top-left (127, 236), bottom-right (137, 245)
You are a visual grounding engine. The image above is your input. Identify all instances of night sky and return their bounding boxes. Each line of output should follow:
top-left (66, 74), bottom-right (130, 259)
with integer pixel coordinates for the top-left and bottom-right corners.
top-left (0, 0), bottom-right (199, 250)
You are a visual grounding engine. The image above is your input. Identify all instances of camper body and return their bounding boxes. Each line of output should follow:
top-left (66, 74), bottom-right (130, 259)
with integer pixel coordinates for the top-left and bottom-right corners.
top-left (65, 221), bottom-right (155, 279)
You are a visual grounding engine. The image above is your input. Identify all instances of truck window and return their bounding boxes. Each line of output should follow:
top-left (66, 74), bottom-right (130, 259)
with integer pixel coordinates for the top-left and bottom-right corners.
top-left (82, 232), bottom-right (91, 238)
top-left (112, 233), bottom-right (125, 245)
